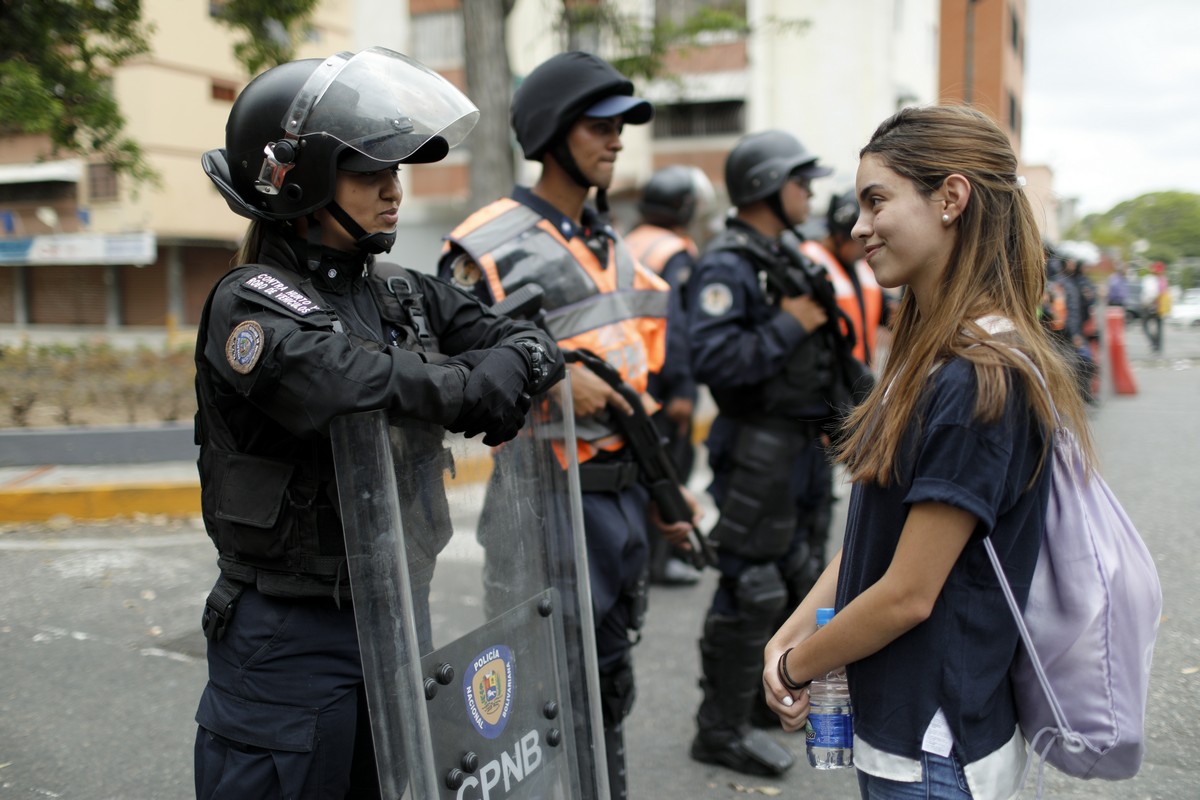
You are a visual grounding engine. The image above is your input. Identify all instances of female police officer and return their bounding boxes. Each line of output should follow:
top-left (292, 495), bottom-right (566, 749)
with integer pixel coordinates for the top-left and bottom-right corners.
top-left (193, 47), bottom-right (561, 798)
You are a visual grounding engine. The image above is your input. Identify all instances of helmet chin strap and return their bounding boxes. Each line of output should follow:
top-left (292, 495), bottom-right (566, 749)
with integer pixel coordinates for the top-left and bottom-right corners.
top-left (549, 139), bottom-right (610, 223)
top-left (766, 193), bottom-right (792, 233)
top-left (323, 200), bottom-right (397, 255)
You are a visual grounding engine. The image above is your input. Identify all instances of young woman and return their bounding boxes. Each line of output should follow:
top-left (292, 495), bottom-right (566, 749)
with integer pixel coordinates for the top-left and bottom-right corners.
top-left (762, 105), bottom-right (1094, 800)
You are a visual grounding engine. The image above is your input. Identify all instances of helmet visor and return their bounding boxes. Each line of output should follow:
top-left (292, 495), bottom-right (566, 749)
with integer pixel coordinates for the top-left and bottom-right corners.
top-left (282, 47), bottom-right (479, 164)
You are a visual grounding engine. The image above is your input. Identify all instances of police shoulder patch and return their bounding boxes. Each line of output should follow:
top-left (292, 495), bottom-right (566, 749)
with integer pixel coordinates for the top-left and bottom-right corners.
top-left (699, 282), bottom-right (734, 317)
top-left (451, 254), bottom-right (483, 289)
top-left (226, 320), bottom-right (265, 374)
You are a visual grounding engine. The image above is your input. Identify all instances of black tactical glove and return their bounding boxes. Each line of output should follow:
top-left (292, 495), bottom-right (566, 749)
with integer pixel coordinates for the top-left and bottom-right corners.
top-left (446, 343), bottom-right (535, 446)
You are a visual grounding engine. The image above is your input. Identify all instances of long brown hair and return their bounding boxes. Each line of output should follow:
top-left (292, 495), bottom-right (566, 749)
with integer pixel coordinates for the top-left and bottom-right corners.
top-left (232, 219), bottom-right (269, 267)
top-left (833, 105), bottom-right (1093, 485)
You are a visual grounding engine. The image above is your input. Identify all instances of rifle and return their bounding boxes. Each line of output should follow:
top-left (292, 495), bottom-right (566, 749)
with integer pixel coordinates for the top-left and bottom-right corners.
top-left (493, 284), bottom-right (718, 569)
top-left (766, 230), bottom-right (875, 421)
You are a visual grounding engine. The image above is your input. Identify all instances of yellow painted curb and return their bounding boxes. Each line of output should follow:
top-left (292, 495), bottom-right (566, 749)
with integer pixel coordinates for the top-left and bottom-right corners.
top-left (0, 453), bottom-right (500, 524)
top-left (0, 414), bottom-right (715, 524)
top-left (0, 483), bottom-right (201, 523)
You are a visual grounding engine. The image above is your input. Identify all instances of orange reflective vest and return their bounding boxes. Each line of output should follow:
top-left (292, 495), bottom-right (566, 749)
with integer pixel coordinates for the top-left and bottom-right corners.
top-left (443, 198), bottom-right (669, 463)
top-left (623, 224), bottom-right (698, 276)
top-left (800, 240), bottom-right (883, 366)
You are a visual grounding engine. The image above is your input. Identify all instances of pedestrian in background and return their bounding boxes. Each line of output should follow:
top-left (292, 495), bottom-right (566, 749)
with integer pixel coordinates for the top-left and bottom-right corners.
top-left (685, 129), bottom-right (839, 777)
top-left (1107, 262), bottom-right (1129, 312)
top-left (765, 104), bottom-right (1094, 800)
top-left (624, 165), bottom-right (711, 586)
top-left (192, 48), bottom-right (561, 799)
top-left (1141, 261), bottom-right (1168, 353)
top-left (438, 50), bottom-right (692, 799)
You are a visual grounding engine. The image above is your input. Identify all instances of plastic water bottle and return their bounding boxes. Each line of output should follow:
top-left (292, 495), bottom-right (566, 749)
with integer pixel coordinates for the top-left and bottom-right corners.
top-left (805, 607), bottom-right (853, 769)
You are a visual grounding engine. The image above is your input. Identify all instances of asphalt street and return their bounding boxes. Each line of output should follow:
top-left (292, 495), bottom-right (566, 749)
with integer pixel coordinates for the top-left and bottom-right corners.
top-left (0, 321), bottom-right (1197, 799)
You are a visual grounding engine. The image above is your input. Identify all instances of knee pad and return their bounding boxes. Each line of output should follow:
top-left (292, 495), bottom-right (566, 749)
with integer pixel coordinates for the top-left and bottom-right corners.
top-left (734, 563), bottom-right (788, 621)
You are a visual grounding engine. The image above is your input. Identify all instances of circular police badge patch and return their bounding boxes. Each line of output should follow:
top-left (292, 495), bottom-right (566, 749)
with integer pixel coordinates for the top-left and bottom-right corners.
top-left (699, 282), bottom-right (733, 317)
top-left (226, 320), bottom-right (264, 375)
top-left (463, 644), bottom-right (515, 740)
top-left (451, 255), bottom-right (483, 289)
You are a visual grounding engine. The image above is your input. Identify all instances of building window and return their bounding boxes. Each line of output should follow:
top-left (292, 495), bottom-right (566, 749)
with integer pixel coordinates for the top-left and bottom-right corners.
top-left (209, 0), bottom-right (226, 17)
top-left (1008, 90), bottom-right (1020, 135)
top-left (211, 80), bottom-right (237, 102)
top-left (1010, 5), bottom-right (1021, 56)
top-left (88, 162), bottom-right (119, 202)
top-left (652, 100), bottom-right (744, 139)
top-left (656, 0), bottom-right (745, 27)
top-left (411, 11), bottom-right (463, 66)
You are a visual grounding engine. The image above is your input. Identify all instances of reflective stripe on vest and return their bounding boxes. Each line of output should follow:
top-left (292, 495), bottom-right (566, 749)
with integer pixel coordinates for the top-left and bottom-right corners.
top-left (624, 224), bottom-right (697, 275)
top-left (445, 198), bottom-right (669, 462)
top-left (800, 240), bottom-right (883, 366)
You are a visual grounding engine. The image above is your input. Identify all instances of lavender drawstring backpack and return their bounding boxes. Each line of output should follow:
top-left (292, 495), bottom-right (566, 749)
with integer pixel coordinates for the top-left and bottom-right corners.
top-left (985, 351), bottom-right (1161, 794)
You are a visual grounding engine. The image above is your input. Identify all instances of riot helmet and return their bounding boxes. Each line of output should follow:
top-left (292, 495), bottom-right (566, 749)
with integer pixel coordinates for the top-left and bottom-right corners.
top-left (638, 165), bottom-right (713, 228)
top-left (202, 47), bottom-right (478, 253)
top-left (826, 190), bottom-right (860, 239)
top-left (724, 130), bottom-right (832, 208)
top-left (511, 51), bottom-right (653, 163)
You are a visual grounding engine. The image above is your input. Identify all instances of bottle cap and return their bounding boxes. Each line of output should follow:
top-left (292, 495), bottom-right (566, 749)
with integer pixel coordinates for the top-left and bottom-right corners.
top-left (816, 607), bottom-right (835, 627)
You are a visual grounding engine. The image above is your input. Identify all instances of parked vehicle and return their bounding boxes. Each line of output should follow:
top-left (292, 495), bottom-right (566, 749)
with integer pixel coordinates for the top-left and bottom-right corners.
top-left (1123, 281), bottom-right (1144, 321)
top-left (1167, 288), bottom-right (1200, 327)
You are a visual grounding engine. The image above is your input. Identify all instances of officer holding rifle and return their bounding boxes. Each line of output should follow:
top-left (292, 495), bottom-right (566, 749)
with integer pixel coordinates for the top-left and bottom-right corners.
top-left (685, 130), bottom-right (869, 776)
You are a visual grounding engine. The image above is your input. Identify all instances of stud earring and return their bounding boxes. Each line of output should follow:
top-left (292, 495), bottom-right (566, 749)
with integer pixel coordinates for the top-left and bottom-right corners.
top-left (942, 214), bottom-right (951, 223)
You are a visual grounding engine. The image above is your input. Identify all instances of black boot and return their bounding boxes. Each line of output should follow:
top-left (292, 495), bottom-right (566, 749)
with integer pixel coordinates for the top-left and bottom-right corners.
top-left (690, 614), bottom-right (795, 776)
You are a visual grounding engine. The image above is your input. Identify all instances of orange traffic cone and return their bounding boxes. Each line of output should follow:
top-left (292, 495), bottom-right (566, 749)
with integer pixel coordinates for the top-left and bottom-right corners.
top-left (1106, 307), bottom-right (1137, 395)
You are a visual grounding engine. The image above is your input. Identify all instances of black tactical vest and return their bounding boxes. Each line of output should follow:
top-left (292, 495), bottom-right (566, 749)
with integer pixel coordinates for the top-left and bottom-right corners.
top-left (194, 260), bottom-right (437, 602)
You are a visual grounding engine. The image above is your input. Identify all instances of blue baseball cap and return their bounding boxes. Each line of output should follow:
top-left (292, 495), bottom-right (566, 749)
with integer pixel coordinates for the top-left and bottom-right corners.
top-left (584, 94), bottom-right (654, 124)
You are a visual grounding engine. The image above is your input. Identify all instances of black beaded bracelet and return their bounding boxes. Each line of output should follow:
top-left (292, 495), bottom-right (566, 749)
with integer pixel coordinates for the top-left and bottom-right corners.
top-left (778, 647), bottom-right (812, 692)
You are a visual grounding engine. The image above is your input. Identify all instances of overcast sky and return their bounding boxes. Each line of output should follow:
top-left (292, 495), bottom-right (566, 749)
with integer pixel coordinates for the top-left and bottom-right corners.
top-left (1022, 0), bottom-right (1200, 215)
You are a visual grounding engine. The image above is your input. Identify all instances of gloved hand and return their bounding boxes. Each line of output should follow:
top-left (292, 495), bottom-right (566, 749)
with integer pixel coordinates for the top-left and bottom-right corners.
top-left (446, 344), bottom-right (534, 446)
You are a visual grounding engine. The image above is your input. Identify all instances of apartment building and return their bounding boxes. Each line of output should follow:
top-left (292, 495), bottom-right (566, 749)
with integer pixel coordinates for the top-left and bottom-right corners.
top-left (0, 0), bottom-right (966, 335)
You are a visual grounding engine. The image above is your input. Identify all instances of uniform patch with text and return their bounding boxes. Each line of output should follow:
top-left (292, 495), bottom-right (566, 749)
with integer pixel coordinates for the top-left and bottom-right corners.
top-left (464, 644), bottom-right (514, 740)
top-left (242, 273), bottom-right (320, 316)
top-left (225, 320), bottom-right (264, 374)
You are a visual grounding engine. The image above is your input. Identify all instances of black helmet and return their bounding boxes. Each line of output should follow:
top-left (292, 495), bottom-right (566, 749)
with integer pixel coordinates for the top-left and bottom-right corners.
top-left (826, 190), bottom-right (859, 238)
top-left (511, 51), bottom-right (653, 162)
top-left (724, 130), bottom-right (832, 207)
top-left (202, 47), bottom-right (479, 222)
top-left (638, 165), bottom-right (712, 228)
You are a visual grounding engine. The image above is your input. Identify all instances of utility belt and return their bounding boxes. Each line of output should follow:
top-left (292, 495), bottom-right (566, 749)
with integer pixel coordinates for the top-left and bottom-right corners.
top-left (710, 420), bottom-right (815, 561)
top-left (200, 568), bottom-right (353, 643)
top-left (578, 458), bottom-right (641, 494)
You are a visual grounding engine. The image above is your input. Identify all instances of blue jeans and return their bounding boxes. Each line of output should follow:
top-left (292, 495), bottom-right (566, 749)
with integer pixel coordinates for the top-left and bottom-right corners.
top-left (857, 751), bottom-right (973, 799)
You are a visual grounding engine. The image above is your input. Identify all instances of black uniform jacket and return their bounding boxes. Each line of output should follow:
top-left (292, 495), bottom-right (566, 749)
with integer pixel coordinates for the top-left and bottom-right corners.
top-left (195, 229), bottom-right (557, 598)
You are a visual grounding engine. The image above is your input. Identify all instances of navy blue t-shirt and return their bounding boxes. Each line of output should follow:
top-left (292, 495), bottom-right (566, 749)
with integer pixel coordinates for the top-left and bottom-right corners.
top-left (835, 356), bottom-right (1050, 763)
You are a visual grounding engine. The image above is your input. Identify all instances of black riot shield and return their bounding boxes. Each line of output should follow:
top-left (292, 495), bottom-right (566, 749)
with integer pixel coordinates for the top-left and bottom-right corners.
top-left (330, 376), bottom-right (607, 800)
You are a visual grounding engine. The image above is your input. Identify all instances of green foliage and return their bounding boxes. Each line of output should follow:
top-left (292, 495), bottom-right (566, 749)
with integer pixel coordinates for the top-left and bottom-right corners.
top-left (1072, 192), bottom-right (1200, 263)
top-left (0, 0), bottom-right (156, 184)
top-left (213, 0), bottom-right (321, 75)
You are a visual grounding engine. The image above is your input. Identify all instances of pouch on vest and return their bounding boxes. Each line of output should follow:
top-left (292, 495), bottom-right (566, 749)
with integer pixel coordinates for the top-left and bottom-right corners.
top-left (207, 450), bottom-right (296, 564)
